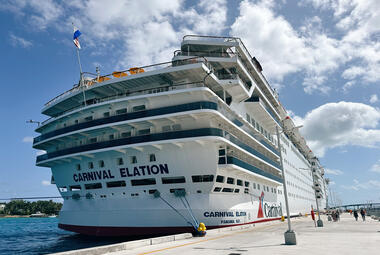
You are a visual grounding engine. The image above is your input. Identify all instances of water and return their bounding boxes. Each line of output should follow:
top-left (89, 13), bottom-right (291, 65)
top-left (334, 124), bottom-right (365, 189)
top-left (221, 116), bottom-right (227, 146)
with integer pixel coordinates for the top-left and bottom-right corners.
top-left (0, 217), bottom-right (139, 255)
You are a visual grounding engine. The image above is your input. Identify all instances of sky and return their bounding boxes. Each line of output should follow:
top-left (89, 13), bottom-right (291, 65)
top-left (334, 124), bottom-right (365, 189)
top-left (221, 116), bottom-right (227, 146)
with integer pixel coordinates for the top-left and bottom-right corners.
top-left (0, 0), bottom-right (379, 205)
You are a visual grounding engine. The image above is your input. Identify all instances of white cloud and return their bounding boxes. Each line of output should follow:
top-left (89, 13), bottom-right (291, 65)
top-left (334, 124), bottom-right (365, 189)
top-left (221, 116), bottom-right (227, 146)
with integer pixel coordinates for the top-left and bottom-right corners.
top-left (370, 162), bottom-right (380, 173)
top-left (9, 33), bottom-right (33, 48)
top-left (325, 168), bottom-right (344, 175)
top-left (230, 0), bottom-right (380, 94)
top-left (295, 101), bottom-right (380, 157)
top-left (41, 180), bottom-right (51, 186)
top-left (369, 94), bottom-right (378, 104)
top-left (22, 136), bottom-right (34, 143)
top-left (341, 178), bottom-right (380, 190)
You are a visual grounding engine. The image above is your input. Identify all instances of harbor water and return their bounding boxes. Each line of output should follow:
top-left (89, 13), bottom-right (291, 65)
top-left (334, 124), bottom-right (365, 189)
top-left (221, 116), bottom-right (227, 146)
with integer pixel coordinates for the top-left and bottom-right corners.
top-left (0, 217), bottom-right (137, 255)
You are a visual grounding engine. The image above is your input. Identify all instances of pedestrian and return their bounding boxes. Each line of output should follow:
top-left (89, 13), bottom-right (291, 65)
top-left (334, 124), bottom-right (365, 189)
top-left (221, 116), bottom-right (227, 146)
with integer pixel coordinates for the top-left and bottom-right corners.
top-left (360, 208), bottom-right (366, 221)
top-left (353, 210), bottom-right (358, 221)
top-left (336, 210), bottom-right (340, 221)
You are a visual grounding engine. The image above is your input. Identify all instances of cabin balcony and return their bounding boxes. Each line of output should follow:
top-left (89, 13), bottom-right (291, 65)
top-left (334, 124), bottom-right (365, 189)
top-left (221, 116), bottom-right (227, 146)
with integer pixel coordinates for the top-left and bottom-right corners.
top-left (244, 96), bottom-right (281, 133)
top-left (218, 156), bottom-right (282, 185)
top-left (216, 73), bottom-right (250, 102)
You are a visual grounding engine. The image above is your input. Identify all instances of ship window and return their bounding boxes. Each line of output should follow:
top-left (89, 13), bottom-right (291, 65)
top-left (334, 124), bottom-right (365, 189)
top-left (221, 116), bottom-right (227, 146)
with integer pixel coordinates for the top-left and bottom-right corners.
top-left (251, 118), bottom-right (256, 127)
top-left (246, 113), bottom-right (251, 123)
top-left (237, 179), bottom-right (243, 186)
top-left (103, 112), bottom-right (110, 117)
top-left (234, 189), bottom-right (240, 193)
top-left (244, 188), bottom-right (249, 194)
top-left (138, 129), bottom-right (150, 135)
top-left (59, 187), bottom-right (67, 192)
top-left (170, 188), bottom-right (185, 193)
top-left (89, 137), bottom-right (97, 143)
top-left (192, 175), bottom-right (214, 183)
top-left (70, 185), bottom-right (81, 191)
top-left (132, 105), bottom-right (146, 112)
top-left (149, 189), bottom-right (157, 194)
top-left (216, 175), bottom-right (225, 183)
top-left (116, 108), bottom-right (127, 115)
top-left (253, 183), bottom-right (256, 189)
top-left (222, 188), bottom-right (233, 193)
top-left (131, 178), bottom-right (156, 186)
top-left (88, 162), bottom-right (94, 169)
top-left (218, 157), bottom-right (226, 164)
top-left (99, 160), bottom-right (105, 168)
top-left (121, 131), bottom-right (131, 138)
top-left (162, 125), bottom-right (171, 132)
top-left (227, 177), bottom-right (235, 184)
top-left (149, 154), bottom-right (156, 162)
top-left (257, 184), bottom-right (260, 190)
top-left (130, 156), bottom-right (137, 164)
top-left (267, 186), bottom-right (270, 192)
top-left (84, 116), bottom-right (93, 122)
top-left (106, 180), bottom-right (126, 188)
top-left (172, 124), bottom-right (181, 131)
top-left (162, 176), bottom-right (186, 184)
top-left (263, 185), bottom-right (266, 191)
top-left (117, 157), bottom-right (124, 165)
top-left (76, 164), bottom-right (81, 171)
top-left (245, 181), bottom-right (250, 187)
top-left (214, 187), bottom-right (222, 192)
top-left (85, 183), bottom-right (102, 190)
top-left (271, 187), bottom-right (274, 193)
top-left (75, 119), bottom-right (79, 124)
top-left (109, 134), bottom-right (115, 140)
top-left (218, 149), bottom-right (226, 156)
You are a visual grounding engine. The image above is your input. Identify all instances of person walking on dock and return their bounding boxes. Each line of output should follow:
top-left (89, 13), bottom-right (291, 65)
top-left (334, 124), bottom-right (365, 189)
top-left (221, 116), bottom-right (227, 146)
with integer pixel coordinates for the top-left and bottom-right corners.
top-left (353, 210), bottom-right (359, 221)
top-left (360, 208), bottom-right (366, 221)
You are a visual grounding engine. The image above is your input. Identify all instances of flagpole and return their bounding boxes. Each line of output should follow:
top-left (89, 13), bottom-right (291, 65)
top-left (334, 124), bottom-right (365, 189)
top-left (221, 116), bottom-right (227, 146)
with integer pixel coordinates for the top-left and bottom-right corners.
top-left (72, 23), bottom-right (86, 106)
top-left (76, 47), bottom-right (83, 75)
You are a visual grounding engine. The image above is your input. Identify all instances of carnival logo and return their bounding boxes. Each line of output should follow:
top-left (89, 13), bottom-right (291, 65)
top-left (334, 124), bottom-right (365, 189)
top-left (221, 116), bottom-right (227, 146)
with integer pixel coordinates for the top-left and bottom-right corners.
top-left (257, 191), bottom-right (265, 218)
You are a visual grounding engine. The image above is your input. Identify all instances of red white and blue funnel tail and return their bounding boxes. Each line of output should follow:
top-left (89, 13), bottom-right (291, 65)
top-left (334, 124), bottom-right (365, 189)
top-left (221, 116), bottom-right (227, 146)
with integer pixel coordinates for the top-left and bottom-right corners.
top-left (73, 27), bottom-right (81, 49)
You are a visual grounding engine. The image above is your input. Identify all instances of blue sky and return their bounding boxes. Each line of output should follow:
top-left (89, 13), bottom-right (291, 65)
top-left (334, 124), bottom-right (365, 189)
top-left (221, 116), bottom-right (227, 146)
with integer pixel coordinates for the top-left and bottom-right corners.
top-left (0, 0), bottom-right (379, 205)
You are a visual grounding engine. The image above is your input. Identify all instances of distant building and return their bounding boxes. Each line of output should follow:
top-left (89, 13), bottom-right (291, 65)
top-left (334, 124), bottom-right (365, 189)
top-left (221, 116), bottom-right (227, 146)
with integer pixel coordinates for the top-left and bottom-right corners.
top-left (0, 203), bottom-right (5, 212)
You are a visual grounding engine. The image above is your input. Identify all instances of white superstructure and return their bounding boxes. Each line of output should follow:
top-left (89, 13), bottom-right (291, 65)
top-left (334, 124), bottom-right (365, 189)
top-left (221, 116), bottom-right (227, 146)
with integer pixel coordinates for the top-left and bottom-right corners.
top-left (33, 35), bottom-right (327, 236)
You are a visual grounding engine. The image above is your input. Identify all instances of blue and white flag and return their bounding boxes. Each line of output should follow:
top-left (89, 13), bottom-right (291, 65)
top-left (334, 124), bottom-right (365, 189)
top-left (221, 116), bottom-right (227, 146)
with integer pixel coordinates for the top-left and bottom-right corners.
top-left (73, 26), bottom-right (81, 49)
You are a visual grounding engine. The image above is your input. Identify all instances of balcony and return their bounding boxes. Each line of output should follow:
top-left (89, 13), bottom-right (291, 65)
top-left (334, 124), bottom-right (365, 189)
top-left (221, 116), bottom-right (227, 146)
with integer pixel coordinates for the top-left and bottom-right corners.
top-left (244, 96), bottom-right (281, 133)
top-left (218, 156), bottom-right (282, 184)
top-left (216, 73), bottom-right (250, 102)
top-left (42, 57), bottom-right (214, 118)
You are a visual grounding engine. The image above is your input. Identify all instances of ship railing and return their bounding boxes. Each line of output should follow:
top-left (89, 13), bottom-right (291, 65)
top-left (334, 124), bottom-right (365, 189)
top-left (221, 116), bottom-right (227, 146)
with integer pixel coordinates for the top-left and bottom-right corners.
top-left (44, 56), bottom-right (212, 108)
top-left (40, 81), bottom-right (207, 126)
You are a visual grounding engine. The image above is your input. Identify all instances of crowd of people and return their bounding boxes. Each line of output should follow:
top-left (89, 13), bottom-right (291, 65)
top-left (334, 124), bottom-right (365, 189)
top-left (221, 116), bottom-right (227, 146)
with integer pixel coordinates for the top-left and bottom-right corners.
top-left (327, 208), bottom-right (366, 222)
top-left (351, 208), bottom-right (366, 221)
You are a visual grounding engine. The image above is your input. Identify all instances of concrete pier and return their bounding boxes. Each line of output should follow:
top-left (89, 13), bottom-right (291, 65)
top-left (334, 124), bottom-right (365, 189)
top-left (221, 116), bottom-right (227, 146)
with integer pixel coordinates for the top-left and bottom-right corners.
top-left (52, 214), bottom-right (380, 255)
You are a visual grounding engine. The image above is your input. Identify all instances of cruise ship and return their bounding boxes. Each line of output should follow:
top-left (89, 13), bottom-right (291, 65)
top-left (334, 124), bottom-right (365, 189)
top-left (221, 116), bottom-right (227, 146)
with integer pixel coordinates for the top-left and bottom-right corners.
top-left (33, 35), bottom-right (328, 236)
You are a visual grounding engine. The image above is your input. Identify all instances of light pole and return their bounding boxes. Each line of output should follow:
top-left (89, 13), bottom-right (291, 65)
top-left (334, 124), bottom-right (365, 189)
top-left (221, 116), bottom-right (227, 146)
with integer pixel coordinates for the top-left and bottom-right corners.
top-left (300, 166), bottom-right (324, 227)
top-left (276, 126), bottom-right (296, 245)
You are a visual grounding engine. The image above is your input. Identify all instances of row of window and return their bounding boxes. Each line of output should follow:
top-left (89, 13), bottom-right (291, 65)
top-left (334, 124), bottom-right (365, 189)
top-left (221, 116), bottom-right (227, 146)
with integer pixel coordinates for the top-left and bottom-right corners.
top-left (62, 174), bottom-right (215, 192)
top-left (245, 113), bottom-right (274, 144)
top-left (76, 154), bottom-right (158, 171)
top-left (55, 123), bottom-right (182, 152)
top-left (216, 174), bottom-right (279, 194)
top-left (59, 104), bottom-right (147, 129)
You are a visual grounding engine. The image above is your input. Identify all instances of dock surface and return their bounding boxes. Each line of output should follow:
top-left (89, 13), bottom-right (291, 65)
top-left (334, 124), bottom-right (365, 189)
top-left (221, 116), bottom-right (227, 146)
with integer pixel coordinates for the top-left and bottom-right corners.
top-left (56, 214), bottom-right (380, 255)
